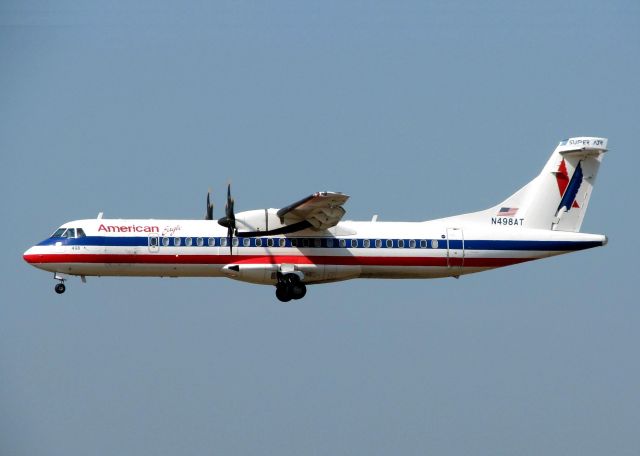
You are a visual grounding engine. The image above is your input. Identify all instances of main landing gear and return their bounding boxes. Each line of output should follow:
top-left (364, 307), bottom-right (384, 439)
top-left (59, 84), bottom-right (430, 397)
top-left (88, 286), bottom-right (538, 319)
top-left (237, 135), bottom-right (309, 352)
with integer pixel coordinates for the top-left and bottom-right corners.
top-left (275, 273), bottom-right (307, 302)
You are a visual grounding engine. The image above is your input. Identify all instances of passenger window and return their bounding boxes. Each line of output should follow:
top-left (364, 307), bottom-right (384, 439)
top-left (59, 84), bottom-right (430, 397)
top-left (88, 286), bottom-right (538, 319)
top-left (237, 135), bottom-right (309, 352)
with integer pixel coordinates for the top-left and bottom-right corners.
top-left (279, 238), bottom-right (286, 247)
top-left (76, 228), bottom-right (86, 237)
top-left (409, 239), bottom-right (416, 248)
top-left (208, 237), bottom-right (215, 246)
top-left (267, 238), bottom-right (274, 247)
top-left (351, 239), bottom-right (358, 248)
top-left (185, 237), bottom-right (192, 246)
top-left (431, 239), bottom-right (439, 249)
top-left (242, 238), bottom-right (250, 247)
top-left (220, 237), bottom-right (228, 247)
top-left (256, 238), bottom-right (263, 247)
top-left (386, 239), bottom-right (393, 248)
top-left (339, 239), bottom-right (346, 248)
top-left (398, 240), bottom-right (404, 248)
top-left (314, 239), bottom-right (321, 248)
top-left (162, 237), bottom-right (170, 247)
top-left (327, 239), bottom-right (334, 248)
top-left (150, 237), bottom-right (158, 247)
top-left (174, 237), bottom-right (181, 246)
top-left (197, 237), bottom-right (204, 246)
top-left (363, 239), bottom-right (370, 248)
top-left (375, 239), bottom-right (382, 248)
top-left (420, 240), bottom-right (427, 248)
top-left (302, 239), bottom-right (309, 248)
top-left (232, 238), bottom-right (239, 247)
top-left (291, 239), bottom-right (298, 247)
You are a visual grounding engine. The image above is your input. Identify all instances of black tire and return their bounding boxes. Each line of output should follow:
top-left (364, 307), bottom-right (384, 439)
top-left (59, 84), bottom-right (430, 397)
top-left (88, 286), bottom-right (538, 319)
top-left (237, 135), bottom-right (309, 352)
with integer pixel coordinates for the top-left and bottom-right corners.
top-left (55, 283), bottom-right (66, 294)
top-left (275, 285), bottom-right (292, 302)
top-left (290, 283), bottom-right (307, 300)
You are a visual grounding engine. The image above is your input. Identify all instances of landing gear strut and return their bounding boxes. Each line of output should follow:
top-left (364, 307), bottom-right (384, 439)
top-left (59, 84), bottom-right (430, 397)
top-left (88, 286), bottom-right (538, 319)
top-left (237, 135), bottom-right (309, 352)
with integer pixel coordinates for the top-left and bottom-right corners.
top-left (275, 273), bottom-right (307, 302)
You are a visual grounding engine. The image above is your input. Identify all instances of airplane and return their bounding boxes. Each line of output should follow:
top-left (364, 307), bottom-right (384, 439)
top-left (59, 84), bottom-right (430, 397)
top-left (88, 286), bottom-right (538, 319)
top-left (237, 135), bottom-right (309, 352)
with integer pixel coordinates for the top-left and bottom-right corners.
top-left (23, 136), bottom-right (608, 302)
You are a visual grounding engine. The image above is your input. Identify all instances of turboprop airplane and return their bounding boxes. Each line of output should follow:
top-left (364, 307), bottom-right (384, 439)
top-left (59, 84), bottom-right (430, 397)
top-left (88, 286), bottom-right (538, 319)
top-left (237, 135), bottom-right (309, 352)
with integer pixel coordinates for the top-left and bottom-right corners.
top-left (23, 137), bottom-right (608, 302)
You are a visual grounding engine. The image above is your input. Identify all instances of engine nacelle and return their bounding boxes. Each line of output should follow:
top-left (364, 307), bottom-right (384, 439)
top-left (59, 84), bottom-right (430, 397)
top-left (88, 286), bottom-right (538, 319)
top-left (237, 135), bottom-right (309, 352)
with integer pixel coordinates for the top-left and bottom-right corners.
top-left (221, 263), bottom-right (279, 285)
top-left (234, 209), bottom-right (287, 235)
top-left (221, 263), bottom-right (361, 285)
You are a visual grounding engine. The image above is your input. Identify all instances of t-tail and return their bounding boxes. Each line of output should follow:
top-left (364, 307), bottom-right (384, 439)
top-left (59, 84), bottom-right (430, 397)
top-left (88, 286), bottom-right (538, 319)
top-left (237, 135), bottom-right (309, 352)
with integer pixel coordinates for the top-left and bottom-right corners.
top-left (491, 137), bottom-right (608, 232)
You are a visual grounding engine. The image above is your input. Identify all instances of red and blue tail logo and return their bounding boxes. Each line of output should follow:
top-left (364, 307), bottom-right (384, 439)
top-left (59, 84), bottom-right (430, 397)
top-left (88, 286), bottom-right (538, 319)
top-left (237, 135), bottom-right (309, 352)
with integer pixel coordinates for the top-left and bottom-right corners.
top-left (555, 159), bottom-right (583, 213)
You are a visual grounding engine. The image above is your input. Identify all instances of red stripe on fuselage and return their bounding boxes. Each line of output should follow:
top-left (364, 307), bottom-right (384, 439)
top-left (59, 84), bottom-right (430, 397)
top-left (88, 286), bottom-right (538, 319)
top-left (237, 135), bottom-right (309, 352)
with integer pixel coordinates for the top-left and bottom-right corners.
top-left (23, 253), bottom-right (533, 268)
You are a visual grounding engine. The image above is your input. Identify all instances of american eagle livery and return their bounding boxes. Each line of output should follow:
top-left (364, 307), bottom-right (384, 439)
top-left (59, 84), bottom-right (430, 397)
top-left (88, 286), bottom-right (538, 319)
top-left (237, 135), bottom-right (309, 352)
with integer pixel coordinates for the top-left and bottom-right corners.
top-left (24, 137), bottom-right (608, 302)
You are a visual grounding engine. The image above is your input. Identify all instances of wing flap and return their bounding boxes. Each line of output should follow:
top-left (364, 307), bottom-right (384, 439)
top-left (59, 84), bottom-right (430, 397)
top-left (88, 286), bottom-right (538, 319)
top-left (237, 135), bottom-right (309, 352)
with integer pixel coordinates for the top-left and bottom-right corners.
top-left (277, 191), bottom-right (349, 231)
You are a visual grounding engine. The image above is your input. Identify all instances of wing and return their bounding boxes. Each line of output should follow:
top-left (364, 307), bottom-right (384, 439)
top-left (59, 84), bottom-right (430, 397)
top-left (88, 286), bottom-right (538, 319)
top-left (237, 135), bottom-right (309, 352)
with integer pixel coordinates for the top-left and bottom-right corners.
top-left (277, 191), bottom-right (349, 231)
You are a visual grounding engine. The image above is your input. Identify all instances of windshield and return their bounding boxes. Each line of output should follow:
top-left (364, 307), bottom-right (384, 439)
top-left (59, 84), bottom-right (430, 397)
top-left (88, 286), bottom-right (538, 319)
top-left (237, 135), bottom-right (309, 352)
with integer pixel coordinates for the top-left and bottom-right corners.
top-left (51, 228), bottom-right (81, 238)
top-left (51, 228), bottom-right (66, 238)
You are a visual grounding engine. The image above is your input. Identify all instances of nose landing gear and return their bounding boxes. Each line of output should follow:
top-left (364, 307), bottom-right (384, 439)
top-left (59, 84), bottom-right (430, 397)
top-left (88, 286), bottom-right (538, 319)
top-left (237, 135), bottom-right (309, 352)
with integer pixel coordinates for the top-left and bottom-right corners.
top-left (54, 273), bottom-right (66, 294)
top-left (275, 273), bottom-right (307, 302)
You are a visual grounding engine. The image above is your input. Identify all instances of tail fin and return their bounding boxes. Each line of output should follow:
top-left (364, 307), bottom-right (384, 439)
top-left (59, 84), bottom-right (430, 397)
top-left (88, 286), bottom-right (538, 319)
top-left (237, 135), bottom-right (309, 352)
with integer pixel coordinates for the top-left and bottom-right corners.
top-left (497, 137), bottom-right (608, 232)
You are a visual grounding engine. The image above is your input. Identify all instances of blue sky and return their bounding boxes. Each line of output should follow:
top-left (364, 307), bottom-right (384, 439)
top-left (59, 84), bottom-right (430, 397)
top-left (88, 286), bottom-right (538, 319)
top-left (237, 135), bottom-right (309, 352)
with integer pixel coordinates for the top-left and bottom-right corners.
top-left (1, 1), bottom-right (639, 455)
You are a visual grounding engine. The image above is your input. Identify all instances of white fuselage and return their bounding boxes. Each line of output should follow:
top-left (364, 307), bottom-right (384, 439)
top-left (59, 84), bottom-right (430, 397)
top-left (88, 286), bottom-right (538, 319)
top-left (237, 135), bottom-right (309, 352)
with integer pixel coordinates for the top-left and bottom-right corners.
top-left (23, 218), bottom-right (606, 285)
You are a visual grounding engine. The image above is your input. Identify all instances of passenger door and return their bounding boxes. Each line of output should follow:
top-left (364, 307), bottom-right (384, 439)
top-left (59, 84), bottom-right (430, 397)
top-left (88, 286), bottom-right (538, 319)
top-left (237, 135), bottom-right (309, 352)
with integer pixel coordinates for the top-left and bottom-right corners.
top-left (446, 228), bottom-right (464, 272)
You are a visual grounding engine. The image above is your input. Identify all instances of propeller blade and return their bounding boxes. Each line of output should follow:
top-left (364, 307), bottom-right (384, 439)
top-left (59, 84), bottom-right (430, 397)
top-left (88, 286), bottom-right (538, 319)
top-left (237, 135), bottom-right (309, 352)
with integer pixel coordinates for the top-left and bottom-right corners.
top-left (205, 190), bottom-right (214, 220)
top-left (225, 184), bottom-right (234, 218)
top-left (224, 183), bottom-right (235, 255)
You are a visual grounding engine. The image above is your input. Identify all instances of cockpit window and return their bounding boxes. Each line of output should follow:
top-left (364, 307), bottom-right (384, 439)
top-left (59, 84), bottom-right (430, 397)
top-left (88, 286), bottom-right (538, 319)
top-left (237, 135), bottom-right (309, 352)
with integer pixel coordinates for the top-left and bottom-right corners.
top-left (51, 227), bottom-right (86, 238)
top-left (62, 228), bottom-right (76, 238)
top-left (52, 228), bottom-right (66, 238)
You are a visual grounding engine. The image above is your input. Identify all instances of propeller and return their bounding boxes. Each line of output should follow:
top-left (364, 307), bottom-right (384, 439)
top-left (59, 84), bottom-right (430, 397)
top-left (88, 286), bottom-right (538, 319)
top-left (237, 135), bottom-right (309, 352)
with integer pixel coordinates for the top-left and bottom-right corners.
top-left (205, 189), bottom-right (214, 220)
top-left (217, 183), bottom-right (236, 254)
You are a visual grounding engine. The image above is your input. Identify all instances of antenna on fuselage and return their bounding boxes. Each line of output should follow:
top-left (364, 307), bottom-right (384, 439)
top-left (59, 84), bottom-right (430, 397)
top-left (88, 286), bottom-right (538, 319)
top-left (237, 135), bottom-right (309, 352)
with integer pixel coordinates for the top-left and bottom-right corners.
top-left (97, 212), bottom-right (104, 219)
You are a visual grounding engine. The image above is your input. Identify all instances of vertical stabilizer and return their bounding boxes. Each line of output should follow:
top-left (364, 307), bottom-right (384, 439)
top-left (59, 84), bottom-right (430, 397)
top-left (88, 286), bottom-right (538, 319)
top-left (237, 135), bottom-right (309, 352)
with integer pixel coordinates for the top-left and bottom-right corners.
top-left (496, 137), bottom-right (607, 232)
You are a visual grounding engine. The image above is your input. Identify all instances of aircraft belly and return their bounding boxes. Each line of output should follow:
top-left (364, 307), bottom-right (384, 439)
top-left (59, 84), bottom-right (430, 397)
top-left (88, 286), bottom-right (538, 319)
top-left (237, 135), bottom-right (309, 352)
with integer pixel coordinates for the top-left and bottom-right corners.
top-left (33, 262), bottom-right (225, 278)
top-left (359, 266), bottom-right (453, 279)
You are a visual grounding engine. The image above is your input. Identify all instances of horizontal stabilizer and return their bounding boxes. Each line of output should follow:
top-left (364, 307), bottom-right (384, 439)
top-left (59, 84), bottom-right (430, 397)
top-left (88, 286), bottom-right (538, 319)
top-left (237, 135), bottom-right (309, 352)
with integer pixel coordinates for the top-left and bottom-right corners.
top-left (557, 137), bottom-right (607, 158)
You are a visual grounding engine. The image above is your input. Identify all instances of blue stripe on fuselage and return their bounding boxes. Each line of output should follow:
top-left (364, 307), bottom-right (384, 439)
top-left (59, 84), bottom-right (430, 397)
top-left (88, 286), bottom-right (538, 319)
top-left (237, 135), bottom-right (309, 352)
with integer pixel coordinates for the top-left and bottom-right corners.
top-left (37, 236), bottom-right (602, 252)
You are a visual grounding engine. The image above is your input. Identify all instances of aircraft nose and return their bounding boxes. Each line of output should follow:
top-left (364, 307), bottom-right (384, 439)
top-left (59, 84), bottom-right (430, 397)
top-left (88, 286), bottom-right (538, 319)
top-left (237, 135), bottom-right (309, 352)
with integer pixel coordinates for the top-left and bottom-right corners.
top-left (23, 246), bottom-right (38, 264)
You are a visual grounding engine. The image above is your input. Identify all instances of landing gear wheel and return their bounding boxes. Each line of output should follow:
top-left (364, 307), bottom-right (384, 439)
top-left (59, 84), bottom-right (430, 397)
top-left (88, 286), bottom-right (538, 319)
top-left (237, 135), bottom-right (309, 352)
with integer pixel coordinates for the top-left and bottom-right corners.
top-left (290, 283), bottom-right (307, 300)
top-left (275, 285), bottom-right (292, 302)
top-left (275, 273), bottom-right (307, 301)
top-left (55, 283), bottom-right (66, 294)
